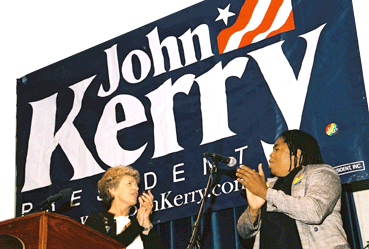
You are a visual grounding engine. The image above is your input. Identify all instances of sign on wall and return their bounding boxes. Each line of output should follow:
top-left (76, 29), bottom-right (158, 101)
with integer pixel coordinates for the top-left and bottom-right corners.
top-left (16, 0), bottom-right (369, 224)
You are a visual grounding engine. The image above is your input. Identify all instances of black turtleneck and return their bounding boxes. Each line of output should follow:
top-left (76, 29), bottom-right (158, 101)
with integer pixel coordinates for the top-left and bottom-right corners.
top-left (259, 166), bottom-right (303, 249)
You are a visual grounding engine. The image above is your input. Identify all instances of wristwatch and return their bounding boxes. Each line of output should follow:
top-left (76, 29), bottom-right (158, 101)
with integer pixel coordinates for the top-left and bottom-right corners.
top-left (143, 224), bottom-right (153, 231)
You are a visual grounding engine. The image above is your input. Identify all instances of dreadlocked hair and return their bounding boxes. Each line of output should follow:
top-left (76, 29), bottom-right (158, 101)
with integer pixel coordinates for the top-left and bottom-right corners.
top-left (280, 130), bottom-right (324, 170)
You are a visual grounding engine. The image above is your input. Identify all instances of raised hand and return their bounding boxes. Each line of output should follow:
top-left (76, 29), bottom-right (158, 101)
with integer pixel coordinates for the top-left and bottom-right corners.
top-left (236, 163), bottom-right (268, 207)
top-left (245, 186), bottom-right (266, 211)
top-left (136, 190), bottom-right (154, 233)
top-left (236, 163), bottom-right (268, 220)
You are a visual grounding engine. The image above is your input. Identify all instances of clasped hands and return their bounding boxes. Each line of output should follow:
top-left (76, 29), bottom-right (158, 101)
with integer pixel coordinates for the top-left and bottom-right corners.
top-left (236, 163), bottom-right (269, 210)
top-left (137, 189), bottom-right (154, 234)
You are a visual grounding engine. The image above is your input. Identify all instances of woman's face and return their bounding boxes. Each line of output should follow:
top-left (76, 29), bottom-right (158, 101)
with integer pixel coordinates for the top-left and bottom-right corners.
top-left (110, 175), bottom-right (139, 207)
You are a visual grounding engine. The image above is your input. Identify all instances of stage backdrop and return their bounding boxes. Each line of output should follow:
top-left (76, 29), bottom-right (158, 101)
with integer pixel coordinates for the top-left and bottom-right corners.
top-left (16, 0), bottom-right (368, 227)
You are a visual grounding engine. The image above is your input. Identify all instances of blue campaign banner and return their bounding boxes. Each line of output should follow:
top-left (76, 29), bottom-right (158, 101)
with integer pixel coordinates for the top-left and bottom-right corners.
top-left (16, 0), bottom-right (369, 225)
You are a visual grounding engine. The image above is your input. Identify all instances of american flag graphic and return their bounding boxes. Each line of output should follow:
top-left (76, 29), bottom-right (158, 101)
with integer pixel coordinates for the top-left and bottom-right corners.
top-left (217, 0), bottom-right (295, 54)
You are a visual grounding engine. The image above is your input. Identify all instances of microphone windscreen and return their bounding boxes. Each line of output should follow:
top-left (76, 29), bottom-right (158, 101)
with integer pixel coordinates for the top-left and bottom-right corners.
top-left (228, 157), bottom-right (237, 167)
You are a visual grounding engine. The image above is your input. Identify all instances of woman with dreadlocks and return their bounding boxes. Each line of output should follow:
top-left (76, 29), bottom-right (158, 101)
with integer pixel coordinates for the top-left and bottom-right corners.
top-left (236, 130), bottom-right (350, 249)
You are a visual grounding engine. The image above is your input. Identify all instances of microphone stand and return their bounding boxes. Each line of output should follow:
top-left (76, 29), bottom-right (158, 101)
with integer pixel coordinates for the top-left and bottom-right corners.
top-left (186, 159), bottom-right (218, 249)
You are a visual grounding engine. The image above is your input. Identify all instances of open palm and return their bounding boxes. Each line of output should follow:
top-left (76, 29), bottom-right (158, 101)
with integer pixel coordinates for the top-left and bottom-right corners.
top-left (245, 187), bottom-right (265, 210)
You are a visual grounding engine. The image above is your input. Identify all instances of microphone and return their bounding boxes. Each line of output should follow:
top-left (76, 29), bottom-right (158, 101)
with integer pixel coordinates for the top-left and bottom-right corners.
top-left (44, 188), bottom-right (73, 204)
top-left (28, 188), bottom-right (73, 214)
top-left (37, 188), bottom-right (73, 208)
top-left (203, 152), bottom-right (237, 167)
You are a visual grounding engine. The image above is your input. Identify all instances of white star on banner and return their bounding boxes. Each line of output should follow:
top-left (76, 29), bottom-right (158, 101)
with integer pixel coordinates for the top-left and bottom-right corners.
top-left (215, 4), bottom-right (235, 25)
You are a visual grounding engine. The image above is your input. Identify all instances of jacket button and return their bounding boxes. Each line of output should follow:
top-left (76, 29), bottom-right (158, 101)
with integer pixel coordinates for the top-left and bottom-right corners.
top-left (314, 227), bottom-right (318, 232)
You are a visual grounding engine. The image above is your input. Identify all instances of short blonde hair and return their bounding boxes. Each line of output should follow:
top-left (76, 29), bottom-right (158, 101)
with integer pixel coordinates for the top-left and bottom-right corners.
top-left (98, 165), bottom-right (140, 207)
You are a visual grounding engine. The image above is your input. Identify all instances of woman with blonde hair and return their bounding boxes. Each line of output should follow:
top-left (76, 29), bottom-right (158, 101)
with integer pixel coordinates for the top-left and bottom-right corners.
top-left (85, 165), bottom-right (162, 249)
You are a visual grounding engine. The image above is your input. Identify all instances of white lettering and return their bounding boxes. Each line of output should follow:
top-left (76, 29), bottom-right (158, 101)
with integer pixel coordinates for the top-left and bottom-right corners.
top-left (22, 76), bottom-right (104, 192)
top-left (144, 172), bottom-right (157, 190)
top-left (196, 189), bottom-right (205, 204)
top-left (178, 24), bottom-right (214, 66)
top-left (185, 191), bottom-right (196, 204)
top-left (80, 216), bottom-right (89, 224)
top-left (122, 50), bottom-right (151, 83)
top-left (235, 145), bottom-right (248, 164)
top-left (352, 164), bottom-right (361, 169)
top-left (147, 24), bottom-right (214, 76)
top-left (22, 202), bottom-right (33, 215)
top-left (195, 57), bottom-right (249, 145)
top-left (234, 179), bottom-right (244, 191)
top-left (71, 189), bottom-right (82, 207)
top-left (146, 27), bottom-right (183, 76)
top-left (174, 194), bottom-right (184, 206)
top-left (98, 44), bottom-right (120, 97)
top-left (221, 182), bottom-right (234, 194)
top-left (249, 24), bottom-right (326, 129)
top-left (95, 94), bottom-right (148, 166)
top-left (153, 199), bottom-right (159, 211)
top-left (152, 180), bottom-right (244, 212)
top-left (203, 157), bottom-right (212, 175)
top-left (146, 75), bottom-right (195, 158)
top-left (160, 191), bottom-right (174, 210)
top-left (173, 163), bottom-right (185, 183)
top-left (212, 184), bottom-right (221, 196)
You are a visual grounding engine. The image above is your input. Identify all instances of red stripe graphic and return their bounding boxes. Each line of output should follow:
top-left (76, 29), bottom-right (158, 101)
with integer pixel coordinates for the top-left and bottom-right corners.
top-left (217, 0), bottom-right (295, 54)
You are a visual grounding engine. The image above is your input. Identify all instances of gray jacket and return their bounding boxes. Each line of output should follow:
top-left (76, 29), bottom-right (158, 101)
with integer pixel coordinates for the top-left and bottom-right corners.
top-left (237, 164), bottom-right (350, 249)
